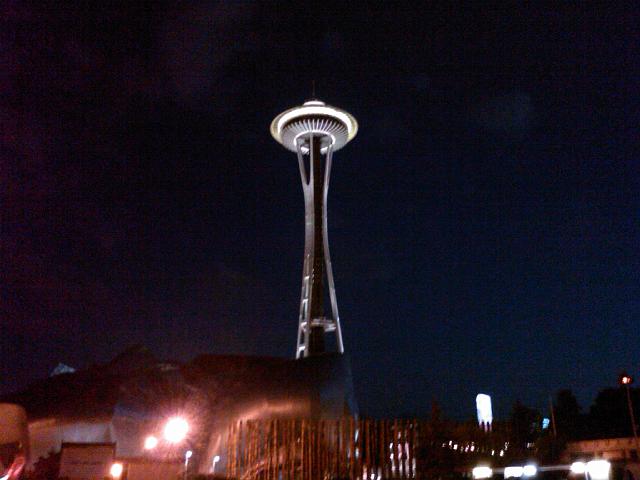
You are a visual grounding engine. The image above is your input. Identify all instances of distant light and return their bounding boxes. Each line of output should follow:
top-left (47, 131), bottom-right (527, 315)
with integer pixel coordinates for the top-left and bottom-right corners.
top-left (473, 466), bottom-right (493, 479)
top-left (110, 463), bottom-right (123, 478)
top-left (570, 462), bottom-right (586, 474)
top-left (185, 450), bottom-right (193, 459)
top-left (523, 465), bottom-right (537, 477)
top-left (542, 418), bottom-right (550, 429)
top-left (504, 466), bottom-right (523, 478)
top-left (476, 394), bottom-right (493, 428)
top-left (164, 417), bottom-right (189, 443)
top-left (587, 460), bottom-right (611, 480)
top-left (621, 375), bottom-right (633, 385)
top-left (211, 454), bottom-right (221, 474)
top-left (144, 435), bottom-right (158, 450)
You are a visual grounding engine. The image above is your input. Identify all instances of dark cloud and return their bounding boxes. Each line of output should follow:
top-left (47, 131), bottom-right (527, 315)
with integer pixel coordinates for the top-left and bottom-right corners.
top-left (470, 92), bottom-right (533, 139)
top-left (154, 3), bottom-right (258, 110)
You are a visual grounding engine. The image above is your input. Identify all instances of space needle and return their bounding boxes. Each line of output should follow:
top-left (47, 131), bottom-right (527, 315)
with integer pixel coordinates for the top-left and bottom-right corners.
top-left (271, 100), bottom-right (358, 358)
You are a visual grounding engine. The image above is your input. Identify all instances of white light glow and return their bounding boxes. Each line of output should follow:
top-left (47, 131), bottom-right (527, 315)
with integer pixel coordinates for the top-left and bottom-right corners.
top-left (504, 467), bottom-right (523, 478)
top-left (275, 106), bottom-right (356, 138)
top-left (110, 463), bottom-right (123, 478)
top-left (523, 465), bottom-right (537, 477)
top-left (473, 466), bottom-right (493, 479)
top-left (213, 455), bottom-right (220, 462)
top-left (571, 462), bottom-right (586, 474)
top-left (144, 435), bottom-right (158, 450)
top-left (185, 450), bottom-right (193, 459)
top-left (476, 394), bottom-right (493, 426)
top-left (164, 417), bottom-right (189, 443)
top-left (587, 460), bottom-right (611, 480)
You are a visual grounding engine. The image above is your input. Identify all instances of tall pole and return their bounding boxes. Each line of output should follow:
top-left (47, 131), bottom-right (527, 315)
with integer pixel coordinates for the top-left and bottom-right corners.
top-left (625, 384), bottom-right (639, 453)
top-left (549, 395), bottom-right (558, 438)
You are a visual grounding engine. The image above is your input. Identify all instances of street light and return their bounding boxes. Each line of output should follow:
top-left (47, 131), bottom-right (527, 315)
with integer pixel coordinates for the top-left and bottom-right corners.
top-left (571, 460), bottom-right (611, 480)
top-left (571, 462), bottom-right (587, 475)
top-left (619, 372), bottom-right (639, 453)
top-left (144, 435), bottom-right (159, 450)
top-left (212, 455), bottom-right (220, 474)
top-left (504, 465), bottom-right (536, 479)
top-left (586, 460), bottom-right (611, 480)
top-left (473, 466), bottom-right (493, 479)
top-left (504, 467), bottom-right (524, 478)
top-left (110, 462), bottom-right (123, 479)
top-left (164, 417), bottom-right (189, 444)
top-left (184, 450), bottom-right (193, 480)
top-left (143, 417), bottom-right (194, 478)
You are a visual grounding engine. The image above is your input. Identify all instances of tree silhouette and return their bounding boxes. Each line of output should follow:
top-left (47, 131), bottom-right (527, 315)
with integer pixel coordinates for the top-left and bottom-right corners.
top-left (23, 450), bottom-right (60, 480)
top-left (555, 389), bottom-right (582, 440)
top-left (509, 400), bottom-right (540, 458)
top-left (588, 387), bottom-right (640, 438)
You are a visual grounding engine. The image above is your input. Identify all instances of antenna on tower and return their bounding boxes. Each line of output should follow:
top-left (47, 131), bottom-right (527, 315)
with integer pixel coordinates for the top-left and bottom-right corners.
top-left (270, 100), bottom-right (358, 359)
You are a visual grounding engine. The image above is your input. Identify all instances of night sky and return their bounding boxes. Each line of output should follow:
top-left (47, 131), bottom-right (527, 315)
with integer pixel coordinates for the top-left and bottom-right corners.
top-left (2, 2), bottom-right (639, 420)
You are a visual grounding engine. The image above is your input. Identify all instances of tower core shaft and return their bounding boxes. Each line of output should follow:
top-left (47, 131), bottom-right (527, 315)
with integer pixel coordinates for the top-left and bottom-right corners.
top-left (297, 134), bottom-right (341, 358)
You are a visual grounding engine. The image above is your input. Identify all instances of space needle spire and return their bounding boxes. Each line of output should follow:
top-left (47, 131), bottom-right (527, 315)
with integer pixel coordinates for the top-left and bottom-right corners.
top-left (271, 100), bottom-right (358, 358)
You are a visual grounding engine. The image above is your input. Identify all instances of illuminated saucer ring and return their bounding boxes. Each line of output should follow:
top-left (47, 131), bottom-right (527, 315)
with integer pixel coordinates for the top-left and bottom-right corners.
top-left (270, 100), bottom-right (358, 154)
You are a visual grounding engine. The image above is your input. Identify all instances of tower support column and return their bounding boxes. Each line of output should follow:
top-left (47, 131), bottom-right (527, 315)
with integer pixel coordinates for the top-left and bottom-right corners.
top-left (295, 135), bottom-right (342, 358)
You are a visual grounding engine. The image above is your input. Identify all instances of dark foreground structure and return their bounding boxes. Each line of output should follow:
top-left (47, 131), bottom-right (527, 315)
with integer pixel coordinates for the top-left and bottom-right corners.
top-left (2, 346), bottom-right (357, 475)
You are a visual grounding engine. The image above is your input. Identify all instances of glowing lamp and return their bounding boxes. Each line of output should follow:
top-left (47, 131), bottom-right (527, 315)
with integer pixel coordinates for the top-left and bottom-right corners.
top-left (587, 460), bottom-right (611, 480)
top-left (620, 374), bottom-right (633, 385)
top-left (144, 435), bottom-right (158, 450)
top-left (504, 467), bottom-right (523, 478)
top-left (212, 455), bottom-right (221, 474)
top-left (473, 466), bottom-right (493, 479)
top-left (523, 465), bottom-right (537, 477)
top-left (570, 462), bottom-right (586, 474)
top-left (110, 462), bottom-right (123, 478)
top-left (164, 417), bottom-right (189, 443)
